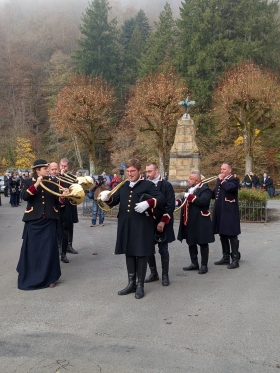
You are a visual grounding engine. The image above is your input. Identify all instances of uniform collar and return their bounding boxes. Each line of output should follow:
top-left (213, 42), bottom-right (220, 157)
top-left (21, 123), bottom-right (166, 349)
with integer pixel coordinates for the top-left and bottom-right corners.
top-left (150, 175), bottom-right (161, 185)
top-left (129, 177), bottom-right (141, 188)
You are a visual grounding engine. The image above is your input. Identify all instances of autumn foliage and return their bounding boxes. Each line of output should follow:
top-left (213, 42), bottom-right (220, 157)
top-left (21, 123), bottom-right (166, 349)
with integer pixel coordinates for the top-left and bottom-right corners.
top-left (212, 61), bottom-right (280, 173)
top-left (52, 75), bottom-right (116, 168)
top-left (119, 67), bottom-right (188, 173)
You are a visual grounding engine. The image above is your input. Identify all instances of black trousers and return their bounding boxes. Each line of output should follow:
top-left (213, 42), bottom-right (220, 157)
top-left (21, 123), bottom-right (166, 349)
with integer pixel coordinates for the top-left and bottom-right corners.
top-left (59, 209), bottom-right (74, 255)
top-left (188, 244), bottom-right (209, 266)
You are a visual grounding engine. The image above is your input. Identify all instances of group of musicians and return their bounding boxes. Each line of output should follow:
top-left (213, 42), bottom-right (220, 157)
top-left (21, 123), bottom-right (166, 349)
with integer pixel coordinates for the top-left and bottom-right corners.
top-left (16, 158), bottom-right (241, 298)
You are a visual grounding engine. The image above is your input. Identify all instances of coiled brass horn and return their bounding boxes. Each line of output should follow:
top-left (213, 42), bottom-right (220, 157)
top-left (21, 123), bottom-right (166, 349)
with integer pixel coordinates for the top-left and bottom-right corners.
top-left (97, 179), bottom-right (129, 211)
top-left (39, 179), bottom-right (85, 205)
top-left (174, 175), bottom-right (217, 212)
top-left (56, 173), bottom-right (94, 191)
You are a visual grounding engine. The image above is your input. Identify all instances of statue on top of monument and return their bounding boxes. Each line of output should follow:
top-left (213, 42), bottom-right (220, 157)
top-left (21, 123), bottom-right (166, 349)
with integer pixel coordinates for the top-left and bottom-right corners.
top-left (178, 96), bottom-right (195, 119)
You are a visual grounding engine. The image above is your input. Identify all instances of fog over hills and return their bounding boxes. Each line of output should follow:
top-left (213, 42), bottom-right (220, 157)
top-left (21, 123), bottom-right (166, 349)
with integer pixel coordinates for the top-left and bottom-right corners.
top-left (0, 0), bottom-right (183, 21)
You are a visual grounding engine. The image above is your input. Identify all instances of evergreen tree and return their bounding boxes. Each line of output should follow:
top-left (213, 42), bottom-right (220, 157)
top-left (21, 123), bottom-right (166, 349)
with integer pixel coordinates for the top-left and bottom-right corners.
top-left (139, 3), bottom-right (179, 76)
top-left (135, 9), bottom-right (151, 42)
top-left (177, 0), bottom-right (280, 110)
top-left (73, 0), bottom-right (121, 85)
top-left (120, 9), bottom-right (151, 89)
top-left (121, 18), bottom-right (137, 50)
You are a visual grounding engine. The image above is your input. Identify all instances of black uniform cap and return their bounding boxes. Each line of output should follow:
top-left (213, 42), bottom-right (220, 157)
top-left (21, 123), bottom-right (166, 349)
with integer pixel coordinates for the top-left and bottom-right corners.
top-left (154, 231), bottom-right (167, 243)
top-left (31, 159), bottom-right (49, 169)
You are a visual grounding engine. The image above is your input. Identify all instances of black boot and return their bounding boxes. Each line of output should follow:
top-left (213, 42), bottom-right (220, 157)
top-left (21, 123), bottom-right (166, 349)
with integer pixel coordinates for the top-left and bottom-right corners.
top-left (61, 253), bottom-right (69, 263)
top-left (145, 255), bottom-right (159, 283)
top-left (183, 263), bottom-right (199, 271)
top-left (199, 244), bottom-right (209, 274)
top-left (228, 241), bottom-right (240, 269)
top-left (67, 242), bottom-right (78, 254)
top-left (135, 256), bottom-right (147, 299)
top-left (183, 245), bottom-right (199, 270)
top-left (214, 237), bottom-right (230, 265)
top-left (161, 254), bottom-right (170, 286)
top-left (118, 256), bottom-right (136, 295)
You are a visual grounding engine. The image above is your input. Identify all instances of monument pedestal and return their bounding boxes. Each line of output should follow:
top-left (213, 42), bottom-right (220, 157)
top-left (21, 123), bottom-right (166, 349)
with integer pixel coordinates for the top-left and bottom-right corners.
top-left (169, 117), bottom-right (200, 188)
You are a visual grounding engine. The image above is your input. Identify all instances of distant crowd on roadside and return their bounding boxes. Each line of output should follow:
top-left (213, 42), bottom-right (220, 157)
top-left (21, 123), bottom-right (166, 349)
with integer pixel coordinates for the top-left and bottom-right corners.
top-left (3, 172), bottom-right (30, 207)
top-left (233, 171), bottom-right (275, 198)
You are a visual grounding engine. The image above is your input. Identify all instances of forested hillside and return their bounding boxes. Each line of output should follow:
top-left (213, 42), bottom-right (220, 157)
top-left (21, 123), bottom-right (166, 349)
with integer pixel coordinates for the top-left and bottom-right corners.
top-left (0, 0), bottom-right (280, 183)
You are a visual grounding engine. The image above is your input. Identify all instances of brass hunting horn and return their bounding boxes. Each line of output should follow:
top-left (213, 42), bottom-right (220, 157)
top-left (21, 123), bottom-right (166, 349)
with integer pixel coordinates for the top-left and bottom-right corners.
top-left (56, 173), bottom-right (94, 191)
top-left (39, 179), bottom-right (85, 205)
top-left (97, 179), bottom-right (129, 211)
top-left (174, 175), bottom-right (217, 212)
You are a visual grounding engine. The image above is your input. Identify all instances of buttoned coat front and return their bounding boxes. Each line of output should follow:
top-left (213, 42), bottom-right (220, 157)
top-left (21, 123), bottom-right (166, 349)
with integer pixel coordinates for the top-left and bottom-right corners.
top-left (177, 184), bottom-right (215, 246)
top-left (22, 177), bottom-right (60, 222)
top-left (154, 179), bottom-right (175, 244)
top-left (108, 179), bottom-right (166, 256)
top-left (212, 176), bottom-right (241, 236)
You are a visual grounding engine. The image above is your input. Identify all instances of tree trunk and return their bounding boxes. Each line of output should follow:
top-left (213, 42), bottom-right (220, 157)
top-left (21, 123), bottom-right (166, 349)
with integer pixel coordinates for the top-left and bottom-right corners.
top-left (245, 154), bottom-right (252, 174)
top-left (158, 151), bottom-right (164, 177)
top-left (89, 155), bottom-right (95, 175)
top-left (72, 136), bottom-right (83, 168)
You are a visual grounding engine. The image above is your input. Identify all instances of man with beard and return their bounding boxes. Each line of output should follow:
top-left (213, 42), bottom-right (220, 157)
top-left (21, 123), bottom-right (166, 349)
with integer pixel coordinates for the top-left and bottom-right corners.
top-left (144, 162), bottom-right (175, 286)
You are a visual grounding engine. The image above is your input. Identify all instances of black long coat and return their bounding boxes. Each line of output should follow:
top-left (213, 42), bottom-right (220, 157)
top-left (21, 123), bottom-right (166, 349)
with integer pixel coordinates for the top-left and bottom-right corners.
top-left (107, 179), bottom-right (166, 256)
top-left (153, 178), bottom-right (175, 244)
top-left (22, 177), bottom-right (60, 222)
top-left (177, 184), bottom-right (215, 246)
top-left (59, 178), bottom-right (79, 230)
top-left (212, 176), bottom-right (241, 236)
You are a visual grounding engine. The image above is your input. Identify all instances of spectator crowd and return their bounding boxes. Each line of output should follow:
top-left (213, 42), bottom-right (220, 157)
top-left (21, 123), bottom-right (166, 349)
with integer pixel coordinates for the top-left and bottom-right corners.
top-left (231, 171), bottom-right (275, 198)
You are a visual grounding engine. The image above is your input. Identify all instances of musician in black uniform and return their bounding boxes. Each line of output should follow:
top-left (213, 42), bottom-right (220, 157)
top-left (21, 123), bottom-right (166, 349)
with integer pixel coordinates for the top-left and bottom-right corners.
top-left (9, 172), bottom-right (20, 207)
top-left (59, 158), bottom-right (79, 263)
top-left (100, 158), bottom-right (166, 299)
top-left (212, 162), bottom-right (241, 269)
top-left (144, 162), bottom-right (175, 286)
top-left (16, 159), bottom-right (64, 290)
top-left (177, 172), bottom-right (215, 274)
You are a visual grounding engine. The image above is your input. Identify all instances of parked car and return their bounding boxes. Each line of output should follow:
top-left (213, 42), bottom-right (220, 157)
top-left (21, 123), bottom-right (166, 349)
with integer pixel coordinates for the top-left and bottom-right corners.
top-left (0, 176), bottom-right (5, 193)
top-left (76, 169), bottom-right (89, 176)
top-left (6, 168), bottom-right (31, 175)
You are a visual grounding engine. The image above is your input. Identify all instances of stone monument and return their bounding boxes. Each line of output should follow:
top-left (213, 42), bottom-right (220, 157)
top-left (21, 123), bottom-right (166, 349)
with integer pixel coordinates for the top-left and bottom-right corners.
top-left (168, 98), bottom-right (201, 187)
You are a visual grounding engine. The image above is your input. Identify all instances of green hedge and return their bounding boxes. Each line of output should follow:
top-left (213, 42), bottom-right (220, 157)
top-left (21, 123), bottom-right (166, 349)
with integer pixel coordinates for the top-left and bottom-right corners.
top-left (238, 189), bottom-right (268, 203)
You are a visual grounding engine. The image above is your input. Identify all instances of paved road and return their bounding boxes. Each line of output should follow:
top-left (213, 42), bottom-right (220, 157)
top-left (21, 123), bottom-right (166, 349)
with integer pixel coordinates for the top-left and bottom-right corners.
top-left (0, 196), bottom-right (280, 373)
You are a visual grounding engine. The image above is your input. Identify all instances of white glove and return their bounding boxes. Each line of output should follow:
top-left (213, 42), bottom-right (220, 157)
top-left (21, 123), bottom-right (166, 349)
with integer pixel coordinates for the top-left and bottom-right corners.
top-left (99, 190), bottom-right (110, 202)
top-left (134, 201), bottom-right (149, 213)
top-left (188, 187), bottom-right (195, 194)
top-left (184, 192), bottom-right (190, 198)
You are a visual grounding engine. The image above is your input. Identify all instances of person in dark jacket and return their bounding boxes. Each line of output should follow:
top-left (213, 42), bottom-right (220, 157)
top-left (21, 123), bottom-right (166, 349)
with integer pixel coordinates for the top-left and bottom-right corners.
top-left (99, 158), bottom-right (166, 299)
top-left (144, 162), bottom-right (175, 286)
top-left (243, 173), bottom-right (253, 188)
top-left (9, 172), bottom-right (20, 207)
top-left (177, 172), bottom-right (215, 274)
top-left (16, 159), bottom-right (64, 290)
top-left (251, 172), bottom-right (260, 188)
top-left (59, 158), bottom-right (79, 263)
top-left (212, 162), bottom-right (241, 269)
top-left (266, 175), bottom-right (274, 198)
